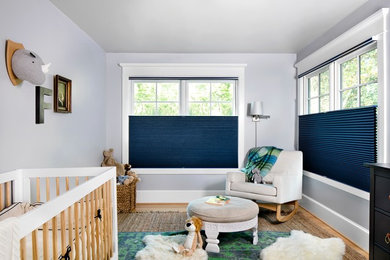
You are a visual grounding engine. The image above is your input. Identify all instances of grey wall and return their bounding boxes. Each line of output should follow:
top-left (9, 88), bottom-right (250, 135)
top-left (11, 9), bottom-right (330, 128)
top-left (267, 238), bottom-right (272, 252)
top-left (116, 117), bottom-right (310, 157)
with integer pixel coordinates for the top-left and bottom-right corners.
top-left (105, 53), bottom-right (297, 190)
top-left (0, 0), bottom-right (106, 172)
top-left (297, 0), bottom-right (390, 62)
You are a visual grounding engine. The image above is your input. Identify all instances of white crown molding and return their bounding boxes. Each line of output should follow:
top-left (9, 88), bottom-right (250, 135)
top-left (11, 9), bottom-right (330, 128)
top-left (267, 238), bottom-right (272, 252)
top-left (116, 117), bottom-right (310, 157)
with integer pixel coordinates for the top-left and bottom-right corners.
top-left (295, 8), bottom-right (389, 75)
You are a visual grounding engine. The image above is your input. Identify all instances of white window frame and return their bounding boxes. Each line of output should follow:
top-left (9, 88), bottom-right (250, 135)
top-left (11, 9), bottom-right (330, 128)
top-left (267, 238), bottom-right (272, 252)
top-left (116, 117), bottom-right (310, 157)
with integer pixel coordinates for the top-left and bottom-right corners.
top-left (120, 63), bottom-right (246, 173)
top-left (130, 79), bottom-right (237, 116)
top-left (301, 43), bottom-right (377, 116)
top-left (335, 43), bottom-right (378, 110)
top-left (131, 80), bottom-right (181, 115)
top-left (303, 66), bottom-right (332, 115)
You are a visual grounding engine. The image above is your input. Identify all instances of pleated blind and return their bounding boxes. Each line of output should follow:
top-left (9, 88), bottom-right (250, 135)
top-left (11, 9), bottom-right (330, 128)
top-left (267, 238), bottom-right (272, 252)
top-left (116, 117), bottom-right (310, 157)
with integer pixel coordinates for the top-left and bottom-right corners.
top-left (129, 116), bottom-right (238, 168)
top-left (299, 106), bottom-right (377, 191)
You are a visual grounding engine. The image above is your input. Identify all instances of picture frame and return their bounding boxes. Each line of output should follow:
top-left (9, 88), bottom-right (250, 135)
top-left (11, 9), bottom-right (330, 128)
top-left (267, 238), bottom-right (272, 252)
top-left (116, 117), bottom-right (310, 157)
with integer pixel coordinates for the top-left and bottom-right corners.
top-left (54, 75), bottom-right (72, 113)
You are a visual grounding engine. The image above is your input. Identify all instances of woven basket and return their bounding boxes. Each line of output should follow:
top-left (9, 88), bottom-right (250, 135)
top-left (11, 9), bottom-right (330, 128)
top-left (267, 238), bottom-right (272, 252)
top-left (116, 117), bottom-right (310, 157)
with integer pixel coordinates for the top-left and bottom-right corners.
top-left (116, 180), bottom-right (137, 213)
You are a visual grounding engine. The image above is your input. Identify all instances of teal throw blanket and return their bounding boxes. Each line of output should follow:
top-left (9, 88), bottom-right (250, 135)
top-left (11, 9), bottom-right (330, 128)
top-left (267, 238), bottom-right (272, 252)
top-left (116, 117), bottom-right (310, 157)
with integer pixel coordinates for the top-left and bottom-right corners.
top-left (241, 146), bottom-right (283, 182)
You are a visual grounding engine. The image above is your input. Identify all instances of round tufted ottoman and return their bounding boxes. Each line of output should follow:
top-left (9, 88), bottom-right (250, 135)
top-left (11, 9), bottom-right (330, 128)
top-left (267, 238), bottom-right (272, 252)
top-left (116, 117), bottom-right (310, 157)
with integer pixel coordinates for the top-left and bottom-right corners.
top-left (187, 196), bottom-right (259, 253)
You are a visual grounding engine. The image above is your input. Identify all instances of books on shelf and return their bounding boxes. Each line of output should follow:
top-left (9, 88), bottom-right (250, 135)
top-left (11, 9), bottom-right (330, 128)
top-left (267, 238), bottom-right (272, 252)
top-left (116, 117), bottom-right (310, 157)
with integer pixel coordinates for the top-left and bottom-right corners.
top-left (205, 195), bottom-right (231, 206)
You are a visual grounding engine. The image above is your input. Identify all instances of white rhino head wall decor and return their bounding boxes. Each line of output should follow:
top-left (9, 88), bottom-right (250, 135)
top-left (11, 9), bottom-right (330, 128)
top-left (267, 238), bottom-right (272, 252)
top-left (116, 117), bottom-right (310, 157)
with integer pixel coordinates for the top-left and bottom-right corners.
top-left (11, 49), bottom-right (51, 85)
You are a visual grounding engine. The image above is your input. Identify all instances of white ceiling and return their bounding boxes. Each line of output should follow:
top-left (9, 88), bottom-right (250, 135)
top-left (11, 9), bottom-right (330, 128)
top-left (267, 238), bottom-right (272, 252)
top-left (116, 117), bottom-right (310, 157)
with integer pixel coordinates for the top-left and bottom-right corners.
top-left (50, 0), bottom-right (367, 53)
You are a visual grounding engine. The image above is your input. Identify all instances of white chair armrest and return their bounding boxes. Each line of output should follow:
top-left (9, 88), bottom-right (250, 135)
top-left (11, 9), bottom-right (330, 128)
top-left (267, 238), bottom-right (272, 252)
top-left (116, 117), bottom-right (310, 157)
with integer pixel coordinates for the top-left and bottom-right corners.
top-left (272, 173), bottom-right (302, 204)
top-left (225, 171), bottom-right (245, 194)
top-left (227, 171), bottom-right (245, 183)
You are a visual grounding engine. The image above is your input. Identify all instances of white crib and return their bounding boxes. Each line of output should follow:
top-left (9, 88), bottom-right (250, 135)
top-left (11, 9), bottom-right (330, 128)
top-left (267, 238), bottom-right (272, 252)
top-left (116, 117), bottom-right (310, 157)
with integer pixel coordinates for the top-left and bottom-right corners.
top-left (0, 167), bottom-right (118, 260)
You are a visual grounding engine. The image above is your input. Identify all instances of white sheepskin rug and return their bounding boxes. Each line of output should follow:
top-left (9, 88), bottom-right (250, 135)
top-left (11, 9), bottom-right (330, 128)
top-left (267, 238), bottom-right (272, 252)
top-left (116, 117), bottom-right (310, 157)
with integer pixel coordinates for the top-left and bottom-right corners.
top-left (135, 234), bottom-right (208, 260)
top-left (260, 230), bottom-right (345, 260)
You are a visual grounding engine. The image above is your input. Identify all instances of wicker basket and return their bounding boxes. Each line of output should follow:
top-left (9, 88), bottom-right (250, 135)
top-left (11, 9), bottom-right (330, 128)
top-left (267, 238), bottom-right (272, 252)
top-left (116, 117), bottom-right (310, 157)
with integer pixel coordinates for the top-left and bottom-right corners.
top-left (116, 180), bottom-right (137, 213)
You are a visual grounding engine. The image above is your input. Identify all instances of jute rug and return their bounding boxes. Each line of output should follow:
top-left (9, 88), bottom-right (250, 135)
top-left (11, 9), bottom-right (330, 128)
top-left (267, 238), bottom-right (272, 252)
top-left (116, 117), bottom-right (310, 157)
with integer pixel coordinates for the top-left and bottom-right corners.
top-left (118, 230), bottom-right (289, 260)
top-left (118, 208), bottom-right (368, 259)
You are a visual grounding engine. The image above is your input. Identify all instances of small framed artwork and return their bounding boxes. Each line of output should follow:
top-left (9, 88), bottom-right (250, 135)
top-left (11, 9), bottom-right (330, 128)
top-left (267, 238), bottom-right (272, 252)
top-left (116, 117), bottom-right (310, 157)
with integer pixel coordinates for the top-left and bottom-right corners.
top-left (54, 75), bottom-right (72, 113)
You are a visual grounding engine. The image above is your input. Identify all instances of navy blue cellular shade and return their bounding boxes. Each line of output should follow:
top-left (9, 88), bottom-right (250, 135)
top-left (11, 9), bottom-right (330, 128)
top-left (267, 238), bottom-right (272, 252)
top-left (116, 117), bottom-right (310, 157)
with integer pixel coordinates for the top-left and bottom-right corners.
top-left (129, 116), bottom-right (238, 168)
top-left (299, 106), bottom-right (377, 191)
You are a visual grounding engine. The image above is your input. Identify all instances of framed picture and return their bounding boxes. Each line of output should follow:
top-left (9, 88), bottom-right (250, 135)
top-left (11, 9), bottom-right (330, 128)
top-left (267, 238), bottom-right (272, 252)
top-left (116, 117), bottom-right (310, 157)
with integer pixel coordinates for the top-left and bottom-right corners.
top-left (54, 75), bottom-right (72, 113)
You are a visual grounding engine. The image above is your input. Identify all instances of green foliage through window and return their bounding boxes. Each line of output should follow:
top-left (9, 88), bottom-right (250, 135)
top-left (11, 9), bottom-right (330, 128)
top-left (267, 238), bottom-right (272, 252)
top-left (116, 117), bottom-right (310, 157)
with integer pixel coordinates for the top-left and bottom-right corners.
top-left (132, 80), bottom-right (235, 116)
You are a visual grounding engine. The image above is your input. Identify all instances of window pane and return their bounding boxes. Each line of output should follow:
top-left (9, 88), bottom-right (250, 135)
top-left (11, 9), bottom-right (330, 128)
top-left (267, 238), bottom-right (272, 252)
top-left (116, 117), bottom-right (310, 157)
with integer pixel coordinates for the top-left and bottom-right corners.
top-left (341, 57), bottom-right (358, 89)
top-left (189, 103), bottom-right (210, 116)
top-left (308, 76), bottom-right (319, 97)
top-left (361, 83), bottom-right (378, 107)
top-left (360, 49), bottom-right (378, 84)
top-left (188, 83), bottom-right (210, 101)
top-left (211, 83), bottom-right (233, 102)
top-left (211, 103), bottom-right (233, 116)
top-left (341, 88), bottom-right (358, 109)
top-left (320, 70), bottom-right (329, 94)
top-left (319, 95), bottom-right (329, 112)
top-left (309, 98), bottom-right (319, 114)
top-left (157, 103), bottom-right (179, 115)
top-left (134, 103), bottom-right (155, 115)
top-left (134, 83), bottom-right (156, 101)
top-left (157, 82), bottom-right (179, 101)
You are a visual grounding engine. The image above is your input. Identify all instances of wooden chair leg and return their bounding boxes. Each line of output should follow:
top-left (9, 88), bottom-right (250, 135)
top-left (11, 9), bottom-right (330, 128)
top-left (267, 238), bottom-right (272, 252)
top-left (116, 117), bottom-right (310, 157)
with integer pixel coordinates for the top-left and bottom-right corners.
top-left (276, 201), bottom-right (299, 222)
top-left (258, 200), bottom-right (299, 223)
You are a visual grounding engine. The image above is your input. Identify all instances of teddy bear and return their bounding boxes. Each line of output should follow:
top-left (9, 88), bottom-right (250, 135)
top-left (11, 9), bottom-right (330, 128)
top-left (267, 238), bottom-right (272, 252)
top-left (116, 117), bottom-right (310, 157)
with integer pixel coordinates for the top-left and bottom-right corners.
top-left (172, 216), bottom-right (203, 256)
top-left (101, 148), bottom-right (131, 177)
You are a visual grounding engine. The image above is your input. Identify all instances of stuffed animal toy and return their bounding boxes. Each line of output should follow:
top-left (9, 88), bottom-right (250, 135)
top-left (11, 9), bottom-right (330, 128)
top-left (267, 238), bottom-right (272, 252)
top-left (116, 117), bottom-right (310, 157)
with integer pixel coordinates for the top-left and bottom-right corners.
top-left (126, 170), bottom-right (141, 183)
top-left (117, 175), bottom-right (134, 186)
top-left (101, 148), bottom-right (131, 177)
top-left (172, 216), bottom-right (203, 256)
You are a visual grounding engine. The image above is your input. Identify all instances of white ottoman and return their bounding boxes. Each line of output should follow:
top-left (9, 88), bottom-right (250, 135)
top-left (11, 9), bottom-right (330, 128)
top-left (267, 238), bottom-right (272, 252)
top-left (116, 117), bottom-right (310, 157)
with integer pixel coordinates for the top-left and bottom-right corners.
top-left (187, 196), bottom-right (259, 253)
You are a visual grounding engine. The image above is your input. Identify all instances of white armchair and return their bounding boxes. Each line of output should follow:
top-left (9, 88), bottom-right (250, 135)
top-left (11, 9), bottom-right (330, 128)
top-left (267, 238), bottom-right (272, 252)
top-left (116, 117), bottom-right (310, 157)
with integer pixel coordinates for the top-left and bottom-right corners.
top-left (225, 150), bottom-right (303, 222)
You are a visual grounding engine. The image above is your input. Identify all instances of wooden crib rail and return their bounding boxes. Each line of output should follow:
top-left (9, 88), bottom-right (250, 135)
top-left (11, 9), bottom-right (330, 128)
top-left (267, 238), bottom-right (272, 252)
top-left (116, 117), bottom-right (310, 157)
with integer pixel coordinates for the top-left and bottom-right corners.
top-left (17, 167), bottom-right (116, 240)
top-left (20, 181), bottom-right (114, 260)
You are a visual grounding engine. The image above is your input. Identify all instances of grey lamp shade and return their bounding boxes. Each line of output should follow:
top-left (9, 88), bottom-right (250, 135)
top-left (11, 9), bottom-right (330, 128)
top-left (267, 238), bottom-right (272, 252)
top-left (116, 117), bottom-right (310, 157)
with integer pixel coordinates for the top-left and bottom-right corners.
top-left (250, 101), bottom-right (262, 116)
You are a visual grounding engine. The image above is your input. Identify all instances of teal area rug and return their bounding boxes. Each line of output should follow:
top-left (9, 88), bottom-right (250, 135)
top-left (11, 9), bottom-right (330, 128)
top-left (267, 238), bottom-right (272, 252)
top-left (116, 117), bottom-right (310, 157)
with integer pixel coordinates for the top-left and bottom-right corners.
top-left (118, 230), bottom-right (289, 260)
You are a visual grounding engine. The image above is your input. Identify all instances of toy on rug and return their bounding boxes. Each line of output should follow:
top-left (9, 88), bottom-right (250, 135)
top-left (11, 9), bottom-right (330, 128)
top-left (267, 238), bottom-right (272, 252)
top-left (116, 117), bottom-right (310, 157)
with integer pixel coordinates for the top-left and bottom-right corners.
top-left (101, 148), bottom-right (131, 176)
top-left (172, 216), bottom-right (203, 257)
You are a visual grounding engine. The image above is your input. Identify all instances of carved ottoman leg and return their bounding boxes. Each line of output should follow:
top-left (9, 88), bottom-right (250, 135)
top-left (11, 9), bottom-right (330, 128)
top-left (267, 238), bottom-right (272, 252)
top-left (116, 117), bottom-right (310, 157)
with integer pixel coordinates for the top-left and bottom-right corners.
top-left (252, 222), bottom-right (258, 245)
top-left (205, 224), bottom-right (220, 253)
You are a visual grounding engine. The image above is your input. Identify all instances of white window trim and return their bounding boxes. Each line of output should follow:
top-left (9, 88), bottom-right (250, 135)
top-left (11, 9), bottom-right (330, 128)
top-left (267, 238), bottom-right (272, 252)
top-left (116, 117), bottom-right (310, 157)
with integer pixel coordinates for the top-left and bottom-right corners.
top-left (296, 8), bottom-right (389, 163)
top-left (119, 63), bottom-right (246, 173)
top-left (335, 43), bottom-right (378, 110)
top-left (130, 79), bottom-right (237, 116)
top-left (303, 66), bottom-right (331, 114)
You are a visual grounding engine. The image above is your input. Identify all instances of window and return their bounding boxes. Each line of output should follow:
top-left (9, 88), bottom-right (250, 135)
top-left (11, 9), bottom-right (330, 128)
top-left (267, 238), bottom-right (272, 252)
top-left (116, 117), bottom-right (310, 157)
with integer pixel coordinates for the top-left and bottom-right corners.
top-left (302, 44), bottom-right (377, 115)
top-left (131, 79), bottom-right (236, 116)
top-left (339, 48), bottom-right (378, 109)
top-left (133, 81), bottom-right (180, 115)
top-left (307, 68), bottom-right (330, 114)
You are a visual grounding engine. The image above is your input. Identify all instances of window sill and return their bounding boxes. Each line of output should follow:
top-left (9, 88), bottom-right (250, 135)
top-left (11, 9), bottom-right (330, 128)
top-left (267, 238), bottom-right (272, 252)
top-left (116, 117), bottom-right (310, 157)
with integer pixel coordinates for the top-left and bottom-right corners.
top-left (303, 171), bottom-right (369, 200)
top-left (133, 168), bottom-right (239, 175)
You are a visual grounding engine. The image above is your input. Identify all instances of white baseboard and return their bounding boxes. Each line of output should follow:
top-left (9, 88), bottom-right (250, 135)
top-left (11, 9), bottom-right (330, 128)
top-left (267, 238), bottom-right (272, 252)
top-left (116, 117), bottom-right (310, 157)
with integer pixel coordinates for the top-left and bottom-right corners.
top-left (300, 194), bottom-right (369, 251)
top-left (137, 190), bottom-right (226, 203)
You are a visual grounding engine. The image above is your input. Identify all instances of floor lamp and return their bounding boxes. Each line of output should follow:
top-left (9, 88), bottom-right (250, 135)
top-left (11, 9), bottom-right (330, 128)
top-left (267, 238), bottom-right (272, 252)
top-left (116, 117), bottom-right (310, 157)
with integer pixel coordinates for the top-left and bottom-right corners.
top-left (250, 101), bottom-right (270, 147)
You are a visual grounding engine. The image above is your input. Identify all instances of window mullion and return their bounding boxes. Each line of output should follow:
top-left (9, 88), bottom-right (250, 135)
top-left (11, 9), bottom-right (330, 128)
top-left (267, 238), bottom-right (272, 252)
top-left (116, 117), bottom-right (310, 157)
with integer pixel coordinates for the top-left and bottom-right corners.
top-left (181, 80), bottom-right (187, 115)
top-left (209, 83), bottom-right (212, 116)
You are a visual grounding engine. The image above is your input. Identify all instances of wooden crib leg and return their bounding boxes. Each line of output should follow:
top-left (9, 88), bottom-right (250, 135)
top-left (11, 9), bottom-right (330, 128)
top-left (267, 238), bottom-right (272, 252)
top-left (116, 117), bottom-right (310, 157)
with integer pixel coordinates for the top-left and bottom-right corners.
top-left (90, 191), bottom-right (96, 259)
top-left (52, 216), bottom-right (58, 260)
top-left (94, 189), bottom-right (100, 258)
top-left (20, 237), bottom-right (26, 260)
top-left (75, 200), bottom-right (80, 259)
top-left (86, 193), bottom-right (91, 260)
top-left (32, 229), bottom-right (38, 260)
top-left (43, 223), bottom-right (49, 260)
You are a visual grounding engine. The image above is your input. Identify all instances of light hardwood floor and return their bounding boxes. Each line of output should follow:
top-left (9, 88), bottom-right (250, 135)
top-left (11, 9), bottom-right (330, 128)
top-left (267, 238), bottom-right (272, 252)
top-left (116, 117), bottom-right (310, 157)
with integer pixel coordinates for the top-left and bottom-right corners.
top-left (118, 203), bottom-right (368, 260)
